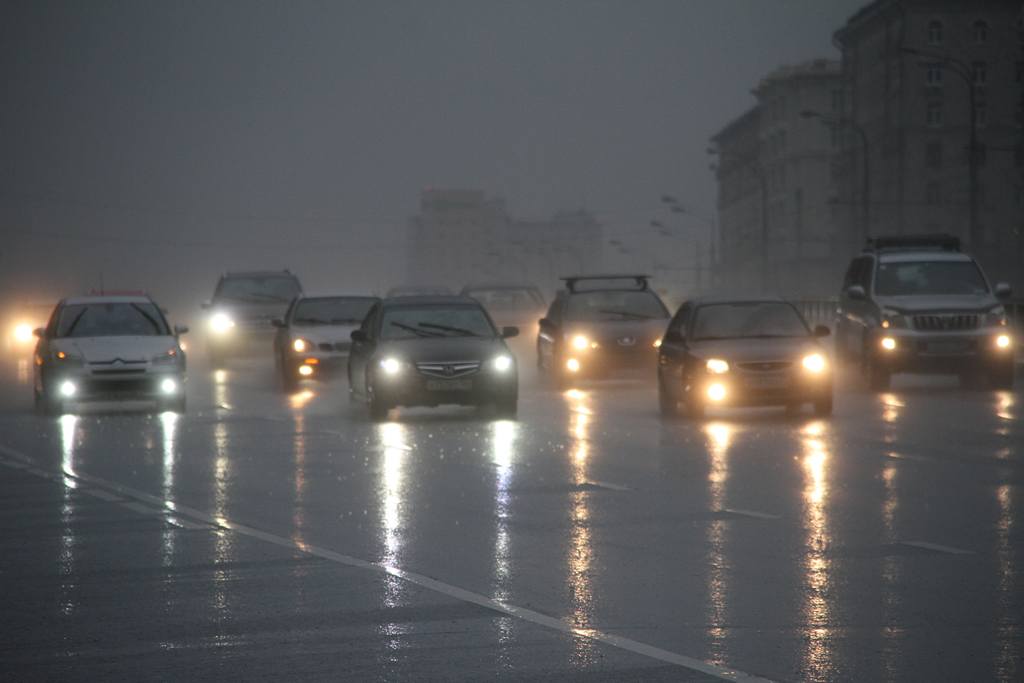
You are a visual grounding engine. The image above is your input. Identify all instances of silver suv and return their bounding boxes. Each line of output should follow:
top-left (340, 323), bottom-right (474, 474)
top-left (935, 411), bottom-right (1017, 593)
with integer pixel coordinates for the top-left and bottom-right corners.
top-left (836, 235), bottom-right (1014, 390)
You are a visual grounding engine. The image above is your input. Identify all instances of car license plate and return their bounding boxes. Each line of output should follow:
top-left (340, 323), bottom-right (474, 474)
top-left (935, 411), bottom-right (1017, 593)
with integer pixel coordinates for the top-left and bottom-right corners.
top-left (745, 374), bottom-right (789, 389)
top-left (925, 341), bottom-right (969, 355)
top-left (425, 379), bottom-right (473, 392)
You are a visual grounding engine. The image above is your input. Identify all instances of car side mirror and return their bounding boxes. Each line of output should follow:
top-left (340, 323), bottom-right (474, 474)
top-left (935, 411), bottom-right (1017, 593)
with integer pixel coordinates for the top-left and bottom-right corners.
top-left (501, 326), bottom-right (519, 339)
top-left (271, 318), bottom-right (285, 328)
top-left (350, 330), bottom-right (367, 343)
top-left (845, 285), bottom-right (866, 301)
top-left (539, 317), bottom-right (554, 330)
top-left (994, 282), bottom-right (1012, 300)
top-left (33, 327), bottom-right (46, 339)
top-left (174, 325), bottom-right (189, 336)
top-left (813, 324), bottom-right (830, 338)
top-left (662, 329), bottom-right (684, 344)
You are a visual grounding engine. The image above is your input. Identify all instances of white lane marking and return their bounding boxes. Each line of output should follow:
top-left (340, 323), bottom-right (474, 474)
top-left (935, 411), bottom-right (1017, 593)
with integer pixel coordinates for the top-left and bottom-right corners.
top-left (166, 515), bottom-right (212, 530)
top-left (723, 508), bottom-right (781, 520)
top-left (900, 541), bottom-right (975, 556)
top-left (0, 444), bottom-right (771, 683)
top-left (584, 480), bottom-right (631, 492)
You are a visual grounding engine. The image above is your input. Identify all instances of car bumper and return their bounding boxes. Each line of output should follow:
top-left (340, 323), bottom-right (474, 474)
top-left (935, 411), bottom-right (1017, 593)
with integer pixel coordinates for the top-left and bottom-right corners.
top-left (285, 352), bottom-right (349, 380)
top-left (870, 329), bottom-right (1014, 372)
top-left (562, 349), bottom-right (658, 378)
top-left (373, 371), bottom-right (517, 407)
top-left (46, 368), bottom-right (186, 401)
top-left (687, 372), bottom-right (832, 407)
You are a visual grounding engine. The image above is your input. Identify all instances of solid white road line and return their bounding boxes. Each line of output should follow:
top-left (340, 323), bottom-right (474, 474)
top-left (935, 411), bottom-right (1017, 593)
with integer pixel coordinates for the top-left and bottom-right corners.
top-left (723, 508), bottom-right (781, 520)
top-left (900, 540), bottom-right (975, 555)
top-left (0, 444), bottom-right (772, 683)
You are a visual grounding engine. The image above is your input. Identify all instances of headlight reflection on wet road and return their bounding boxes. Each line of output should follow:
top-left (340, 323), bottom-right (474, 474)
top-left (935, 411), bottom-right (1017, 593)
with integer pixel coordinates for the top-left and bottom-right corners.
top-left (564, 389), bottom-right (596, 664)
top-left (703, 421), bottom-right (734, 663)
top-left (800, 420), bottom-right (833, 680)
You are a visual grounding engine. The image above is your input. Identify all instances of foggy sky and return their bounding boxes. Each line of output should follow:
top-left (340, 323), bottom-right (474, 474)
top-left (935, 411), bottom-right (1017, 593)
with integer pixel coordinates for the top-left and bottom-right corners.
top-left (0, 0), bottom-right (865, 308)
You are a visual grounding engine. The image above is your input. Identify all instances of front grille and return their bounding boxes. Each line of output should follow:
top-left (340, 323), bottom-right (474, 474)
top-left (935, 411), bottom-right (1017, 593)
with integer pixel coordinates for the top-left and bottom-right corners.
top-left (737, 361), bottom-right (793, 372)
top-left (81, 378), bottom-right (154, 394)
top-left (92, 368), bottom-right (146, 376)
top-left (416, 361), bottom-right (480, 379)
top-left (912, 314), bottom-right (979, 331)
top-left (89, 359), bottom-right (146, 366)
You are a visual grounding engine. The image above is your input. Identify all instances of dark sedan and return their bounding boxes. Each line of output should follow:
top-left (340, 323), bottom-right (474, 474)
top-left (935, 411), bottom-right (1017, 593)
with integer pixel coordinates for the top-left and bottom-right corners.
top-left (348, 296), bottom-right (519, 420)
top-left (657, 297), bottom-right (833, 417)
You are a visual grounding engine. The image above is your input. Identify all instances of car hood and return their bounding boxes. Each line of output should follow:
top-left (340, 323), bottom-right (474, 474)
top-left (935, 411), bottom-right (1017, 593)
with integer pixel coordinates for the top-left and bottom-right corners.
top-left (874, 293), bottom-right (998, 313)
top-left (58, 336), bottom-right (177, 363)
top-left (567, 318), bottom-right (668, 346)
top-left (376, 337), bottom-right (509, 362)
top-left (212, 300), bottom-right (291, 319)
top-left (689, 337), bottom-right (822, 363)
top-left (290, 324), bottom-right (359, 343)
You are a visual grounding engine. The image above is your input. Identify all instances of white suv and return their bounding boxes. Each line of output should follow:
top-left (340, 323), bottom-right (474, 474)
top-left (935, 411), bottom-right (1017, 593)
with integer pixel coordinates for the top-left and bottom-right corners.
top-left (33, 294), bottom-right (188, 414)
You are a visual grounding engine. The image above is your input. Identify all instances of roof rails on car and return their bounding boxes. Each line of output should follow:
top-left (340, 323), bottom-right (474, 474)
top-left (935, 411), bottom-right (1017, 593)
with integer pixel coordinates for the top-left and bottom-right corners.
top-left (863, 234), bottom-right (961, 253)
top-left (560, 274), bottom-right (651, 293)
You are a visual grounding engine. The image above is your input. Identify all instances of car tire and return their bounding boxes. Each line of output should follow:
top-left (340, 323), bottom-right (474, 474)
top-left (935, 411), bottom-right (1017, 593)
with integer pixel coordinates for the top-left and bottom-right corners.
top-left (494, 394), bottom-right (518, 419)
top-left (280, 360), bottom-right (298, 393)
top-left (657, 379), bottom-right (678, 418)
top-left (862, 348), bottom-right (890, 391)
top-left (368, 387), bottom-right (390, 422)
top-left (35, 388), bottom-right (61, 417)
top-left (813, 394), bottom-right (833, 417)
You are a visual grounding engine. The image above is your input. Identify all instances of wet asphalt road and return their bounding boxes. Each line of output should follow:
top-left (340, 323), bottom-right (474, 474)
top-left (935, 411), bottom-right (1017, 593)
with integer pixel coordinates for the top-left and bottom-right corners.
top-left (0, 344), bottom-right (1021, 682)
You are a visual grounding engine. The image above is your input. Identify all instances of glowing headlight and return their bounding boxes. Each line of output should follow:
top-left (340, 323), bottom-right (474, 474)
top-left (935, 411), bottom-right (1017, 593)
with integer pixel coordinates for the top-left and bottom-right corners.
top-left (59, 380), bottom-right (77, 397)
top-left (706, 358), bottom-right (730, 374)
top-left (379, 357), bottom-right (402, 376)
top-left (209, 312), bottom-right (235, 334)
top-left (298, 364), bottom-right (314, 376)
top-left (566, 358), bottom-right (581, 373)
top-left (985, 305), bottom-right (1008, 327)
top-left (802, 353), bottom-right (827, 374)
top-left (880, 309), bottom-right (906, 329)
top-left (292, 338), bottom-right (309, 353)
top-left (996, 334), bottom-right (1012, 349)
top-left (13, 323), bottom-right (34, 344)
top-left (707, 382), bottom-right (727, 402)
top-left (880, 336), bottom-right (897, 351)
top-left (571, 335), bottom-right (590, 351)
top-left (652, 338), bottom-right (662, 348)
top-left (160, 378), bottom-right (178, 395)
top-left (493, 355), bottom-right (513, 372)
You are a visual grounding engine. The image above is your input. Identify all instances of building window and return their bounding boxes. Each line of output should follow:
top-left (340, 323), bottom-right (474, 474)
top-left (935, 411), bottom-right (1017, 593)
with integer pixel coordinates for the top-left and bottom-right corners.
top-left (972, 61), bottom-right (987, 86)
top-left (926, 63), bottom-right (944, 86)
top-left (926, 182), bottom-right (941, 206)
top-left (973, 20), bottom-right (989, 44)
top-left (927, 20), bottom-right (943, 45)
top-left (926, 141), bottom-right (943, 168)
top-left (927, 102), bottom-right (943, 127)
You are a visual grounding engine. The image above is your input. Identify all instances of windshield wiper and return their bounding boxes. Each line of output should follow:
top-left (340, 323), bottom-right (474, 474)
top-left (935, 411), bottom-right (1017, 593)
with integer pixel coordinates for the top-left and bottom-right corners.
top-left (417, 322), bottom-right (480, 337)
top-left (130, 303), bottom-right (163, 335)
top-left (64, 308), bottom-right (89, 337)
top-left (598, 309), bottom-right (654, 320)
top-left (390, 321), bottom-right (442, 337)
top-left (293, 317), bottom-right (329, 325)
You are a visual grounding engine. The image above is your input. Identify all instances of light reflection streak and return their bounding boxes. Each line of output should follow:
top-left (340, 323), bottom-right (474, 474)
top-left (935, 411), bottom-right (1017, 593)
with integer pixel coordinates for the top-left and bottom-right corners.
top-left (211, 419), bottom-right (231, 615)
top-left (995, 484), bottom-right (1017, 679)
top-left (879, 393), bottom-right (903, 424)
top-left (995, 392), bottom-right (1014, 437)
top-left (59, 414), bottom-right (79, 615)
top-left (880, 463), bottom-right (901, 678)
top-left (703, 421), bottom-right (734, 663)
top-left (289, 389), bottom-right (315, 410)
top-left (377, 422), bottom-right (411, 654)
top-left (490, 420), bottom-right (518, 665)
top-left (800, 420), bottom-right (833, 679)
top-left (564, 389), bottom-right (595, 664)
top-left (160, 412), bottom-right (179, 564)
top-left (213, 369), bottom-right (231, 410)
top-left (291, 413), bottom-right (307, 545)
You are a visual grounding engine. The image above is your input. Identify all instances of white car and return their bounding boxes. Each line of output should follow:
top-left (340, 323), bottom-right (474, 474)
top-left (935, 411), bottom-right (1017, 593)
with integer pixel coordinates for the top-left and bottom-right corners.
top-left (33, 295), bottom-right (188, 414)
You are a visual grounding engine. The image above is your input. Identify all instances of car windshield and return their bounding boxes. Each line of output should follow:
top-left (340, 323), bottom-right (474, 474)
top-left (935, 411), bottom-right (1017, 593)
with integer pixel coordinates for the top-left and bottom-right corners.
top-left (874, 261), bottom-right (989, 296)
top-left (56, 303), bottom-right (169, 338)
top-left (692, 302), bottom-right (808, 340)
top-left (380, 305), bottom-right (496, 340)
top-left (465, 288), bottom-right (544, 310)
top-left (291, 298), bottom-right (376, 326)
top-left (387, 286), bottom-right (453, 297)
top-left (565, 291), bottom-right (668, 322)
top-left (216, 276), bottom-right (301, 302)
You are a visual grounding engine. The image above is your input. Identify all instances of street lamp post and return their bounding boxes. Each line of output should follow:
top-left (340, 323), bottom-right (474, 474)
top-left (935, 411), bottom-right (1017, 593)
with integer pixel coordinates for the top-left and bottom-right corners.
top-left (901, 46), bottom-right (980, 248)
top-left (801, 109), bottom-right (871, 243)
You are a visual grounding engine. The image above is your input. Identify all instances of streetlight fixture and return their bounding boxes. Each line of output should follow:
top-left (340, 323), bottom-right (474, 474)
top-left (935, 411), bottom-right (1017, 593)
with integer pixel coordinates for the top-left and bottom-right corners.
top-left (900, 46), bottom-right (981, 248)
top-left (801, 108), bottom-right (871, 243)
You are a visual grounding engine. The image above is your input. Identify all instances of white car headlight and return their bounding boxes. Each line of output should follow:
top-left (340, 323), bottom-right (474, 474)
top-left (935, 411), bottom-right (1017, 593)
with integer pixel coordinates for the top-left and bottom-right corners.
top-left (379, 357), bottom-right (402, 376)
top-left (209, 312), bottom-right (235, 334)
top-left (160, 378), bottom-right (179, 394)
top-left (493, 355), bottom-right (513, 372)
top-left (801, 353), bottom-right (827, 374)
top-left (706, 358), bottom-right (729, 374)
top-left (880, 308), bottom-right (907, 329)
top-left (571, 334), bottom-right (591, 351)
top-left (292, 338), bottom-right (311, 353)
top-left (59, 380), bottom-right (77, 397)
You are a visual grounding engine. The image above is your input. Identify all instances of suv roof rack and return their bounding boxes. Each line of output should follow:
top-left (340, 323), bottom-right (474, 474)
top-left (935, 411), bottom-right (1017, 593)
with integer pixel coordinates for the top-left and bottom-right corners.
top-left (864, 234), bottom-right (960, 253)
top-left (560, 274), bottom-right (651, 293)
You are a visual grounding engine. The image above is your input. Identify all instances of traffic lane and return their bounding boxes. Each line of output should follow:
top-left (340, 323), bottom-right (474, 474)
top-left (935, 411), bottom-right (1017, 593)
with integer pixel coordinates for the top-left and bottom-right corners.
top-left (0, 456), bottom-right (708, 682)
top-left (1, 358), bottom-right (1022, 681)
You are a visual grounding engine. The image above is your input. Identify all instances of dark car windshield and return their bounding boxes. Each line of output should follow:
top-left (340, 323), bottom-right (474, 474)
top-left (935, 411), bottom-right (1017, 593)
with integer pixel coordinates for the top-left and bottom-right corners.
top-left (216, 275), bottom-right (301, 303)
top-left (565, 290), bottom-right (668, 322)
top-left (874, 261), bottom-right (989, 296)
top-left (464, 288), bottom-right (544, 311)
top-left (290, 297), bottom-right (376, 326)
top-left (692, 302), bottom-right (808, 340)
top-left (380, 305), bottom-right (496, 340)
top-left (56, 303), bottom-right (170, 338)
top-left (386, 286), bottom-right (453, 297)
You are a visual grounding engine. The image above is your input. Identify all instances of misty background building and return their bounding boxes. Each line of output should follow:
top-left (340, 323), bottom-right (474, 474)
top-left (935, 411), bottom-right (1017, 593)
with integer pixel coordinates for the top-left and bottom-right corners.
top-left (710, 0), bottom-right (1024, 295)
